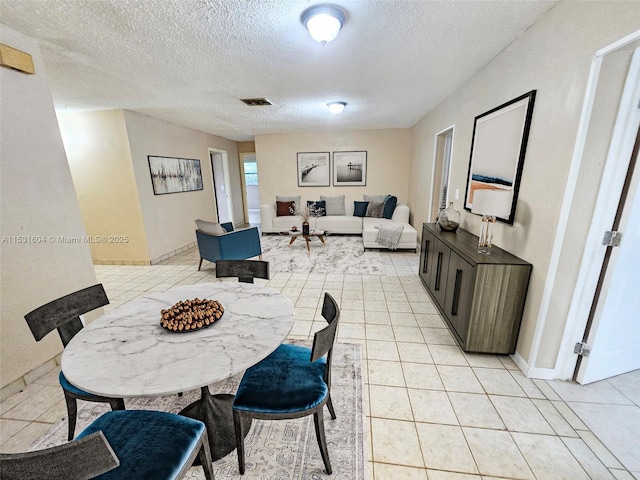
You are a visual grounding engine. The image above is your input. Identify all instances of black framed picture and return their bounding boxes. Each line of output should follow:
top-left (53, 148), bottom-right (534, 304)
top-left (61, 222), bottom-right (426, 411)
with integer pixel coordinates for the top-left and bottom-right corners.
top-left (333, 151), bottom-right (367, 186)
top-left (464, 90), bottom-right (536, 224)
top-left (147, 156), bottom-right (203, 195)
top-left (297, 152), bottom-right (330, 187)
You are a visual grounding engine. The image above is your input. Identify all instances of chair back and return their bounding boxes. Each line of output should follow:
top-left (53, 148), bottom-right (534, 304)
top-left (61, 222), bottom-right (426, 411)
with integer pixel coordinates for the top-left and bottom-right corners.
top-left (0, 431), bottom-right (119, 480)
top-left (215, 260), bottom-right (269, 283)
top-left (311, 293), bottom-right (340, 388)
top-left (24, 284), bottom-right (109, 347)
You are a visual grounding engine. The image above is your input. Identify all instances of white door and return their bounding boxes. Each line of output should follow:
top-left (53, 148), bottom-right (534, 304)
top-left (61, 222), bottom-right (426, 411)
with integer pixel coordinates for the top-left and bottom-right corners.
top-left (576, 48), bottom-right (640, 384)
top-left (577, 134), bottom-right (640, 384)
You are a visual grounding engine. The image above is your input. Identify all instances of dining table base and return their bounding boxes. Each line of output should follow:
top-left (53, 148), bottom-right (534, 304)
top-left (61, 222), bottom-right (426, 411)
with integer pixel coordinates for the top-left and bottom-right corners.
top-left (179, 386), bottom-right (252, 462)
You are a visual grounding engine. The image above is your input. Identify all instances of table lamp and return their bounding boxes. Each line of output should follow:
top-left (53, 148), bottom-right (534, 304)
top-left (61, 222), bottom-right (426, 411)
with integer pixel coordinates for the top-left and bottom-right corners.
top-left (471, 190), bottom-right (512, 254)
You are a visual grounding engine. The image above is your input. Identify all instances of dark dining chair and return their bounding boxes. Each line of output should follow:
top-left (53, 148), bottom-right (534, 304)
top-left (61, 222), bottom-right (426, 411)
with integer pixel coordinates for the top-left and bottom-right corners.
top-left (0, 410), bottom-right (215, 480)
top-left (232, 293), bottom-right (340, 475)
top-left (24, 284), bottom-right (125, 441)
top-left (215, 259), bottom-right (270, 283)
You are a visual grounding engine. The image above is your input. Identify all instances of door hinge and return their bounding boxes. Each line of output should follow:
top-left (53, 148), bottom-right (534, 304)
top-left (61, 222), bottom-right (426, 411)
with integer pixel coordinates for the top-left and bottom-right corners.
top-left (574, 342), bottom-right (591, 357)
top-left (602, 230), bottom-right (623, 247)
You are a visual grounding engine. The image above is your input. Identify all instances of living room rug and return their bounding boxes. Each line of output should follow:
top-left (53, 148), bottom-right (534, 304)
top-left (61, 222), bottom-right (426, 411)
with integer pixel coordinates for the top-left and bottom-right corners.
top-left (30, 342), bottom-right (366, 480)
top-left (261, 233), bottom-right (386, 274)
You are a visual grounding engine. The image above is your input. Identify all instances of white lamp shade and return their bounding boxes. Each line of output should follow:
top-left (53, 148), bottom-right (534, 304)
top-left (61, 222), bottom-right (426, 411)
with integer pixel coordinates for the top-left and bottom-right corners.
top-left (302, 6), bottom-right (345, 44)
top-left (471, 189), bottom-right (512, 217)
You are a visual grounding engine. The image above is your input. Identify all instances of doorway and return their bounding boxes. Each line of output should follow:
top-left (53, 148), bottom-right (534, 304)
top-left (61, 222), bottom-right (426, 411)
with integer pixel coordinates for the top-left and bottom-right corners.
top-left (239, 153), bottom-right (260, 225)
top-left (430, 126), bottom-right (455, 221)
top-left (210, 149), bottom-right (233, 224)
top-left (553, 40), bottom-right (640, 383)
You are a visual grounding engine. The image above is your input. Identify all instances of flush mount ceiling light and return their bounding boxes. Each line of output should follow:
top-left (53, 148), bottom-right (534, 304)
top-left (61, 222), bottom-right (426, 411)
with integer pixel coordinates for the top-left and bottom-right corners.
top-left (327, 101), bottom-right (347, 114)
top-left (301, 4), bottom-right (346, 45)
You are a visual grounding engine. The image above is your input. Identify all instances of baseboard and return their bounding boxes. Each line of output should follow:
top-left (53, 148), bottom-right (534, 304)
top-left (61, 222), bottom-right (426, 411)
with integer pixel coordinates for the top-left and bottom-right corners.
top-left (1, 355), bottom-right (60, 401)
top-left (511, 351), bottom-right (556, 380)
top-left (91, 242), bottom-right (197, 266)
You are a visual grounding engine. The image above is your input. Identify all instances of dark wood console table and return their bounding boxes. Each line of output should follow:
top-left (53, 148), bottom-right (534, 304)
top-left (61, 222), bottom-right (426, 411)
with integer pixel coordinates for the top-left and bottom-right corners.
top-left (419, 223), bottom-right (532, 354)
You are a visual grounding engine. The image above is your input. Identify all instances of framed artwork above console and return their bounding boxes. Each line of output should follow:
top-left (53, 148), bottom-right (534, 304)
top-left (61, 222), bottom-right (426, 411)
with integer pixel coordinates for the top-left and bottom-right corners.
top-left (464, 90), bottom-right (536, 224)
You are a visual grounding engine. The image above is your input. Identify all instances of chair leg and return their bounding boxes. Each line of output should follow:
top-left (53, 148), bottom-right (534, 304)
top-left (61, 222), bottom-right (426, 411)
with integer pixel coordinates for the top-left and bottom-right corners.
top-left (198, 257), bottom-right (204, 271)
top-left (108, 398), bottom-right (125, 411)
top-left (64, 392), bottom-right (77, 441)
top-left (326, 394), bottom-right (336, 420)
top-left (198, 429), bottom-right (215, 480)
top-left (233, 409), bottom-right (246, 475)
top-left (313, 409), bottom-right (332, 475)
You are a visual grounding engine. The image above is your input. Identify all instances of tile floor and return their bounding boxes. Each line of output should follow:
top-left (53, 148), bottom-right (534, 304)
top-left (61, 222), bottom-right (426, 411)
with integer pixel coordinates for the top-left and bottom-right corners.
top-left (1, 243), bottom-right (639, 480)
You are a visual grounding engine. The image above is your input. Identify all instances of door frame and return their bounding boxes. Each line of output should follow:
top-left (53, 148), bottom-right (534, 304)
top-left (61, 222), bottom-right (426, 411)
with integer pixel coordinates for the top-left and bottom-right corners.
top-left (525, 29), bottom-right (640, 380)
top-left (209, 148), bottom-right (234, 225)
top-left (428, 125), bottom-right (456, 223)
top-left (239, 152), bottom-right (256, 225)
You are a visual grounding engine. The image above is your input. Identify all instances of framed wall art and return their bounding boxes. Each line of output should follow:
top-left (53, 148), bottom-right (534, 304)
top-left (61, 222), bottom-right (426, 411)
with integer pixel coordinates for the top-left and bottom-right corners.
top-left (148, 155), bottom-right (203, 195)
top-left (297, 152), bottom-right (330, 187)
top-left (333, 151), bottom-right (367, 186)
top-left (464, 90), bottom-right (536, 224)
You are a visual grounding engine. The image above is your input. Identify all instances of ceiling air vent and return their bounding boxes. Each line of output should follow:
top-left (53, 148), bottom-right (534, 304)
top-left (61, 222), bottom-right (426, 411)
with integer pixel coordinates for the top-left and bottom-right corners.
top-left (240, 98), bottom-right (272, 106)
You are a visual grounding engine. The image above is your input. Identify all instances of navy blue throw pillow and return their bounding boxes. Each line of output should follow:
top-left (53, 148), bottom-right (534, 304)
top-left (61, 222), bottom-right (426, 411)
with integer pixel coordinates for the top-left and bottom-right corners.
top-left (382, 195), bottom-right (398, 219)
top-left (307, 200), bottom-right (326, 216)
top-left (353, 201), bottom-right (369, 217)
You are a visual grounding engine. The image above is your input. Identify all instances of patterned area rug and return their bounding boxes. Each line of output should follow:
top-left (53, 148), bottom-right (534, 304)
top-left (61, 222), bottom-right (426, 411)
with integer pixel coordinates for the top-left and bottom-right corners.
top-left (31, 343), bottom-right (365, 480)
top-left (261, 233), bottom-right (386, 274)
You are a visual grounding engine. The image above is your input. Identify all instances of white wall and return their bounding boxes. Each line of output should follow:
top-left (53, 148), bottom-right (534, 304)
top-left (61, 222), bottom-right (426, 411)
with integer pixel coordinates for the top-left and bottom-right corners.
top-left (0, 26), bottom-right (98, 388)
top-left (255, 129), bottom-right (411, 210)
top-left (408, 1), bottom-right (640, 372)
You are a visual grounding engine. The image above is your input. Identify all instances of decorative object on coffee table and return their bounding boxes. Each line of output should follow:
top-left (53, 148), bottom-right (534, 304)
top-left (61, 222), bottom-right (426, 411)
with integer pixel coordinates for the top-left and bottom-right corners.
top-left (287, 230), bottom-right (328, 255)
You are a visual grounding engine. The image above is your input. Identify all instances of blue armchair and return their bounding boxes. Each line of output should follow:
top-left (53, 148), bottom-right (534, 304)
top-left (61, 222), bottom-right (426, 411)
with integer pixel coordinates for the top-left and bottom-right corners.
top-left (195, 220), bottom-right (263, 271)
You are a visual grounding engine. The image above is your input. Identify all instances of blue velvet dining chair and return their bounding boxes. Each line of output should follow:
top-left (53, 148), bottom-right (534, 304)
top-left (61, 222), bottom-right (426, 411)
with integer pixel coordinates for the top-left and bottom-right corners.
top-left (195, 220), bottom-right (263, 271)
top-left (232, 293), bottom-right (340, 475)
top-left (23, 284), bottom-right (125, 441)
top-left (0, 410), bottom-right (215, 480)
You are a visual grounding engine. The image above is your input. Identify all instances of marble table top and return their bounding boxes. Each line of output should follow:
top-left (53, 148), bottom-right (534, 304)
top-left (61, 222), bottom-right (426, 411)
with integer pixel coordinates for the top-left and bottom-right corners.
top-left (61, 282), bottom-right (294, 398)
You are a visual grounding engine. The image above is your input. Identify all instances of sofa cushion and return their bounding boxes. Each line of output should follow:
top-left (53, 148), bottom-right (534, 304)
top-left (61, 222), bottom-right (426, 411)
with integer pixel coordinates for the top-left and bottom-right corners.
top-left (276, 195), bottom-right (301, 206)
top-left (362, 217), bottom-right (418, 246)
top-left (276, 201), bottom-right (295, 216)
top-left (320, 195), bottom-right (345, 216)
top-left (315, 215), bottom-right (363, 232)
top-left (195, 219), bottom-right (226, 235)
top-left (364, 194), bottom-right (387, 203)
top-left (383, 195), bottom-right (398, 219)
top-left (307, 200), bottom-right (326, 216)
top-left (353, 201), bottom-right (369, 217)
top-left (365, 201), bottom-right (384, 218)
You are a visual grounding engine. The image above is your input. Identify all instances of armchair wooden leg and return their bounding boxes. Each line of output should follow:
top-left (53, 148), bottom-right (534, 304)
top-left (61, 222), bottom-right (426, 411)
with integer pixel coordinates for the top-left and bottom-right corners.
top-left (233, 409), bottom-right (247, 475)
top-left (64, 392), bottom-right (77, 441)
top-left (313, 409), bottom-right (332, 475)
top-left (198, 258), bottom-right (204, 271)
top-left (259, 255), bottom-right (263, 260)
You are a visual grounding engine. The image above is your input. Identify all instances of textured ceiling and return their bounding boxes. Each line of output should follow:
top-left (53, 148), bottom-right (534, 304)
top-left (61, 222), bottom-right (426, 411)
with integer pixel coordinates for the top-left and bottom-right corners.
top-left (1, 0), bottom-right (556, 141)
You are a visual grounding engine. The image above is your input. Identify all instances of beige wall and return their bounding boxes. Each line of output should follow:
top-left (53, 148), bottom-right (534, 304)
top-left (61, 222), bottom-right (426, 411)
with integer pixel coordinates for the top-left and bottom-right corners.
top-left (58, 110), bottom-right (150, 263)
top-left (408, 1), bottom-right (640, 372)
top-left (123, 111), bottom-right (243, 261)
top-left (255, 129), bottom-right (411, 210)
top-left (237, 141), bottom-right (256, 154)
top-left (0, 26), bottom-right (99, 388)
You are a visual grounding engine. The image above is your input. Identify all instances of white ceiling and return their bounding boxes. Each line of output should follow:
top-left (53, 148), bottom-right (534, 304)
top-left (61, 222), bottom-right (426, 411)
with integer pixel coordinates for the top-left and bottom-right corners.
top-left (1, 0), bottom-right (556, 141)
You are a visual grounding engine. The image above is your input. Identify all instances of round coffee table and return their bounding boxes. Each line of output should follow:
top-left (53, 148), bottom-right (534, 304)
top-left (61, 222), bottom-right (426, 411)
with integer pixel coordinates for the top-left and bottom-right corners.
top-left (286, 229), bottom-right (328, 254)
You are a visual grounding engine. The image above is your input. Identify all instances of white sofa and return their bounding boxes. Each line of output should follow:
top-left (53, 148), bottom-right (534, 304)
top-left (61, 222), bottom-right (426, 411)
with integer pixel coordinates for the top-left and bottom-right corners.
top-left (260, 202), bottom-right (418, 251)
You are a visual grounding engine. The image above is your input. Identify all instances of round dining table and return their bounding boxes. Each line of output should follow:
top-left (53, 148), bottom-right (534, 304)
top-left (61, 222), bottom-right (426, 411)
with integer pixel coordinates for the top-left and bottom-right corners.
top-left (61, 282), bottom-right (295, 461)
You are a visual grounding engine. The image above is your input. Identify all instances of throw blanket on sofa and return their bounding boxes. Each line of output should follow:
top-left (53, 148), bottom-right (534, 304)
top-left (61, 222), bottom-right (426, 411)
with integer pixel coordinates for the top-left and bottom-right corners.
top-left (375, 224), bottom-right (404, 249)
